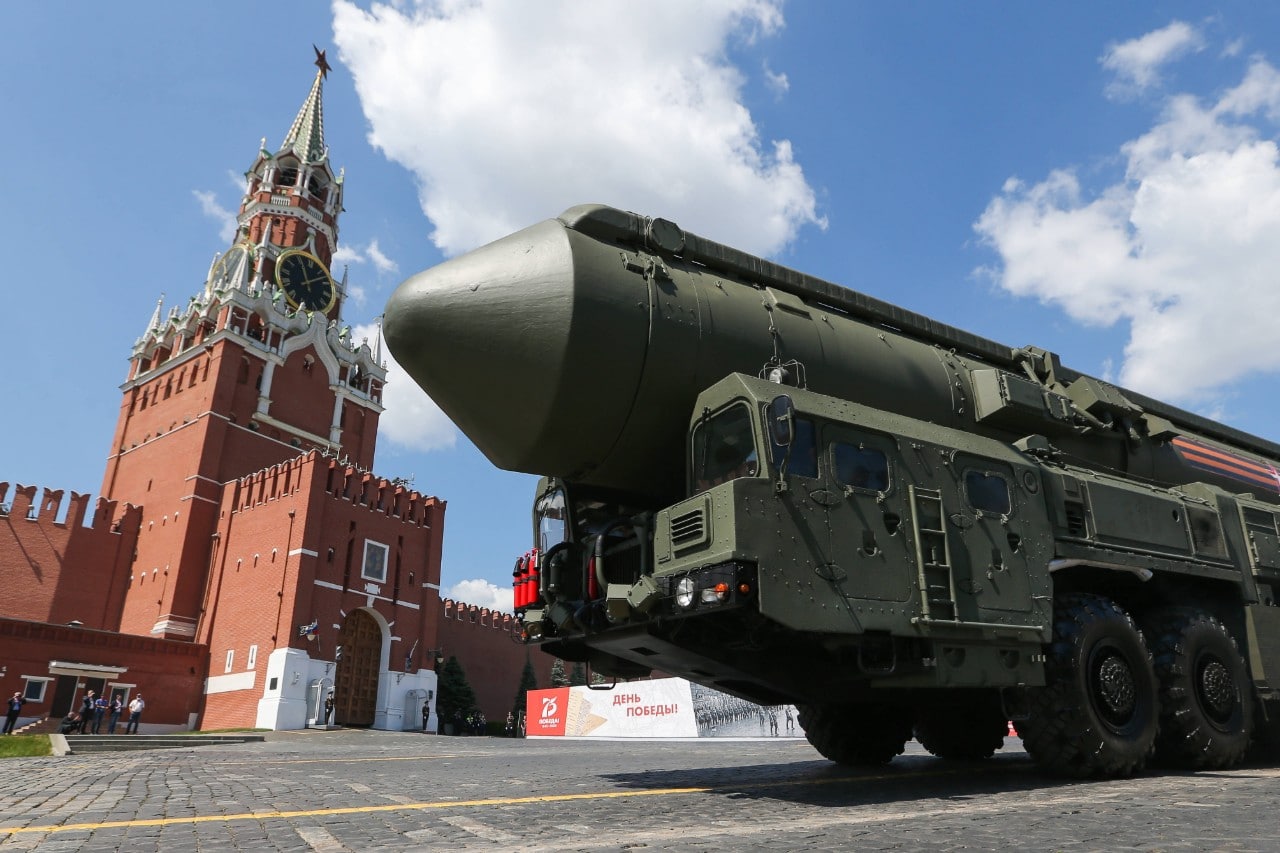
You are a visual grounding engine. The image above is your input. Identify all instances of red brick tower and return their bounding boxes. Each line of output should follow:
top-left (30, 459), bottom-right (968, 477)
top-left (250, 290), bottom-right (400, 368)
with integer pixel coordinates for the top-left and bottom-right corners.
top-left (96, 50), bottom-right (445, 732)
top-left (104, 49), bottom-right (384, 642)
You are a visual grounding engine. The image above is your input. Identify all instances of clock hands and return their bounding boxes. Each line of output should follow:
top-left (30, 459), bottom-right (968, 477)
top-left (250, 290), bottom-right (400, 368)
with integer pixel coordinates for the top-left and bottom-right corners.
top-left (276, 253), bottom-right (332, 310)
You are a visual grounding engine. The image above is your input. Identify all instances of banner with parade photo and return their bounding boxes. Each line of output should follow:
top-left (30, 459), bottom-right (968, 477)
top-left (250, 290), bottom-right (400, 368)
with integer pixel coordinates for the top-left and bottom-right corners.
top-left (526, 677), bottom-right (801, 739)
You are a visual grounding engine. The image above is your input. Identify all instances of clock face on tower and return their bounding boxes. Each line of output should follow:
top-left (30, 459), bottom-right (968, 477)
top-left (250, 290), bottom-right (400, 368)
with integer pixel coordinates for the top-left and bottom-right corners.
top-left (211, 243), bottom-right (250, 284)
top-left (275, 250), bottom-right (336, 312)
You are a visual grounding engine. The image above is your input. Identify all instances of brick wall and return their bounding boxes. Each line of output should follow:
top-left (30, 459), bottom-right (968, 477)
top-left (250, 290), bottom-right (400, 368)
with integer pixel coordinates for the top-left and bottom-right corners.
top-left (436, 599), bottom-right (556, 724)
top-left (0, 483), bottom-right (139, 630)
top-left (195, 452), bottom-right (444, 729)
top-left (0, 617), bottom-right (206, 730)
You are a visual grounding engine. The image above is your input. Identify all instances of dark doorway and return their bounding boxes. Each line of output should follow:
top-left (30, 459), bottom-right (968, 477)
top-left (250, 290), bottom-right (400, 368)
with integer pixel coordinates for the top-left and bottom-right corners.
top-left (50, 676), bottom-right (77, 718)
top-left (333, 609), bottom-right (382, 726)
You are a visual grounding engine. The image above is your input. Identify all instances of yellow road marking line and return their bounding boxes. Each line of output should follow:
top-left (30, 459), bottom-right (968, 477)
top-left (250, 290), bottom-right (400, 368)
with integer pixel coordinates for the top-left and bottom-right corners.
top-left (0, 765), bottom-right (1010, 837)
top-left (0, 788), bottom-right (710, 835)
top-left (209, 754), bottom-right (470, 765)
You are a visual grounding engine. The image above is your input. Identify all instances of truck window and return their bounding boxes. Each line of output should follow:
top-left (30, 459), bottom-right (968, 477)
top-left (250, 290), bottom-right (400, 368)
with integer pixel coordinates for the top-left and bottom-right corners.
top-left (771, 417), bottom-right (818, 479)
top-left (965, 470), bottom-right (1011, 516)
top-left (693, 404), bottom-right (759, 489)
top-left (835, 444), bottom-right (889, 492)
top-left (536, 487), bottom-right (568, 552)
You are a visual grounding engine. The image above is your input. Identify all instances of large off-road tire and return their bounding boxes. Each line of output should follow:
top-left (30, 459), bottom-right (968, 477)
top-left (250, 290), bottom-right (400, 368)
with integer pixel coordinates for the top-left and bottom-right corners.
top-left (796, 702), bottom-right (914, 766)
top-left (1020, 593), bottom-right (1158, 778)
top-left (914, 692), bottom-right (1008, 760)
top-left (1144, 607), bottom-right (1252, 769)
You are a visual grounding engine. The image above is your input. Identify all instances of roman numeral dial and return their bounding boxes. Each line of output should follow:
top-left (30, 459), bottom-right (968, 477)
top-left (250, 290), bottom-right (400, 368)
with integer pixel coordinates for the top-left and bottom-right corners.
top-left (275, 250), bottom-right (336, 312)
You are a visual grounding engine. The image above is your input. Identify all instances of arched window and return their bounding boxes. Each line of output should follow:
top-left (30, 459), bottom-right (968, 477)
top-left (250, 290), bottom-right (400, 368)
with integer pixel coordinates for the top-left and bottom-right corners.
top-left (307, 172), bottom-right (326, 199)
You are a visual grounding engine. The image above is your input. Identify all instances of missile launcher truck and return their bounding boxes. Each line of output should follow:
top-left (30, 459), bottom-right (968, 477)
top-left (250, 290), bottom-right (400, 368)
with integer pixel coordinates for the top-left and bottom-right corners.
top-left (384, 204), bottom-right (1280, 778)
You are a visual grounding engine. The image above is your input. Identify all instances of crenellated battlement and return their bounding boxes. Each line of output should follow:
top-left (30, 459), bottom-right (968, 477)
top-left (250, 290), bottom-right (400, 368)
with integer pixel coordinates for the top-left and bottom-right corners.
top-left (321, 456), bottom-right (441, 526)
top-left (0, 482), bottom-right (140, 630)
top-left (223, 451), bottom-right (442, 527)
top-left (227, 452), bottom-right (311, 509)
top-left (441, 598), bottom-right (517, 632)
top-left (0, 481), bottom-right (140, 533)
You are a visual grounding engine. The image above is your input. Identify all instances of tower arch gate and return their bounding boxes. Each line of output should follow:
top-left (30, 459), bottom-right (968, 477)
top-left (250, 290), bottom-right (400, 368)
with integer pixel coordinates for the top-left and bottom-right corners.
top-left (333, 608), bottom-right (384, 726)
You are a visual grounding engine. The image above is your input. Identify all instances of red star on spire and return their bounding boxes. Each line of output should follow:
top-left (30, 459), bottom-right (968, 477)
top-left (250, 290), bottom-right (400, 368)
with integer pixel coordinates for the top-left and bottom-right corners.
top-left (313, 45), bottom-right (331, 78)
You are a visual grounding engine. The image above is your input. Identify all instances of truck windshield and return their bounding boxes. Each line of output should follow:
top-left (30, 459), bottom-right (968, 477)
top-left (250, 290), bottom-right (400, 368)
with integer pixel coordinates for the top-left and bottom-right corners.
top-left (535, 487), bottom-right (567, 552)
top-left (693, 404), bottom-right (759, 490)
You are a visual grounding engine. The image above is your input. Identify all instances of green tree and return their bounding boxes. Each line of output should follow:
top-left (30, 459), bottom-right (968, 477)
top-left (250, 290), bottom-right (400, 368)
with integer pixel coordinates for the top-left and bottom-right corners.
top-left (511, 657), bottom-right (538, 722)
top-left (569, 662), bottom-right (587, 686)
top-left (550, 658), bottom-right (570, 687)
top-left (436, 655), bottom-right (479, 729)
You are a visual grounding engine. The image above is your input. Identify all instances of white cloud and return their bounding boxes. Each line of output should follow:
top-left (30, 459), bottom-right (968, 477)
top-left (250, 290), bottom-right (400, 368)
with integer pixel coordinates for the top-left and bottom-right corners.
top-left (332, 240), bottom-right (398, 310)
top-left (763, 61), bottom-right (789, 97)
top-left (447, 578), bottom-right (513, 614)
top-left (975, 55), bottom-right (1280, 407)
top-left (364, 239), bottom-right (397, 274)
top-left (332, 244), bottom-right (360, 267)
top-left (1102, 21), bottom-right (1204, 99)
top-left (332, 0), bottom-right (823, 258)
top-left (353, 321), bottom-right (458, 452)
top-left (334, 238), bottom-right (399, 275)
top-left (194, 190), bottom-right (238, 244)
top-left (344, 283), bottom-right (368, 311)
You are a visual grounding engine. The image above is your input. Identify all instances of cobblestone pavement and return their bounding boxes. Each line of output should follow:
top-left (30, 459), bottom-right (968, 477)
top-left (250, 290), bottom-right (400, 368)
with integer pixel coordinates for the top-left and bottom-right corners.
top-left (2, 731), bottom-right (1278, 851)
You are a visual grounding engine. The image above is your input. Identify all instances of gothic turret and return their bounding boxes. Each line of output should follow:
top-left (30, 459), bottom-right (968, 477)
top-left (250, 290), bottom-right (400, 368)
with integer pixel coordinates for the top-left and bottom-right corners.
top-left (204, 46), bottom-right (347, 322)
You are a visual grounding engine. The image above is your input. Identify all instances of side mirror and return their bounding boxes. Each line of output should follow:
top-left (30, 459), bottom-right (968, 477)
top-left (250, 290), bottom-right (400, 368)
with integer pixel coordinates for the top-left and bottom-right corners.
top-left (767, 395), bottom-right (795, 447)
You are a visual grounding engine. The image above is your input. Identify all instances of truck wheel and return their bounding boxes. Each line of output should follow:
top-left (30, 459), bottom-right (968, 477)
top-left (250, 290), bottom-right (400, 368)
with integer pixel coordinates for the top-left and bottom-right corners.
top-left (1144, 608), bottom-right (1252, 769)
top-left (1021, 593), bottom-right (1157, 778)
top-left (914, 693), bottom-right (1008, 759)
top-left (796, 702), bottom-right (913, 766)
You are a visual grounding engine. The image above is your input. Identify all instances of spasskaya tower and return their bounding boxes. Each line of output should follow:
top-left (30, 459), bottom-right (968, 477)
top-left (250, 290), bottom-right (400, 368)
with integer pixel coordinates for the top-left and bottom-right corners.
top-left (103, 48), bottom-right (389, 642)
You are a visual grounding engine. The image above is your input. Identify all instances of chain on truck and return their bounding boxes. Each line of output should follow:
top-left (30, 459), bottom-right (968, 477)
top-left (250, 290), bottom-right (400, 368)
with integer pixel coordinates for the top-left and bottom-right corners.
top-left (384, 204), bottom-right (1280, 778)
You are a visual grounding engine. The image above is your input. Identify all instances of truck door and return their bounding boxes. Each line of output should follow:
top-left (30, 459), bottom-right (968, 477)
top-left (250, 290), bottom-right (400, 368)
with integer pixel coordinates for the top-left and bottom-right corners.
top-left (823, 427), bottom-right (913, 603)
top-left (947, 455), bottom-right (1035, 615)
top-left (765, 413), bottom-right (824, 566)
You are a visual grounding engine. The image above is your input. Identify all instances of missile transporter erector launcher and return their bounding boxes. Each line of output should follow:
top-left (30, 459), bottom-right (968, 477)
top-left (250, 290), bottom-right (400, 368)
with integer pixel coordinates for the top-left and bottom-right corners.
top-left (385, 204), bottom-right (1280, 777)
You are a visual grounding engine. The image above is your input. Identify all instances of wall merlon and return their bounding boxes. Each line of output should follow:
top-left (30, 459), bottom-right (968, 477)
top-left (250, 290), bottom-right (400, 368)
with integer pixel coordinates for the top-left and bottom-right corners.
top-left (92, 497), bottom-right (121, 529)
top-left (9, 484), bottom-right (37, 519)
top-left (38, 488), bottom-right (65, 523)
top-left (63, 492), bottom-right (92, 529)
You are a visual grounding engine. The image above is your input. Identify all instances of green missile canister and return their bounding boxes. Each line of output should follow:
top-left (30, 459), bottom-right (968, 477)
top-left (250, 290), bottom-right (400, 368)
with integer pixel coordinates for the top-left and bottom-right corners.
top-left (384, 204), bottom-right (1280, 506)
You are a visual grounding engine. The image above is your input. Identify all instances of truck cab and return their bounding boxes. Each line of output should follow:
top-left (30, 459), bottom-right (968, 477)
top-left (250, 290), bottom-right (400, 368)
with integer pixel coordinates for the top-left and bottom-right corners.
top-left (521, 372), bottom-right (1051, 704)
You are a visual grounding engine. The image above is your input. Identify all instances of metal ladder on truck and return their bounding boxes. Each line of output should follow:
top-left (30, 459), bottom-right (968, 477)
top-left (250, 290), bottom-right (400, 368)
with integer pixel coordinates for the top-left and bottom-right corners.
top-left (910, 486), bottom-right (958, 623)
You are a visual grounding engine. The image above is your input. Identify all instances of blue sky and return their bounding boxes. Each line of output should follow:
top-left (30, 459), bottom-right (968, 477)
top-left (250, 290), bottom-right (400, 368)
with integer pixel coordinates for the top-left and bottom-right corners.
top-left (6, 2), bottom-right (1280, 612)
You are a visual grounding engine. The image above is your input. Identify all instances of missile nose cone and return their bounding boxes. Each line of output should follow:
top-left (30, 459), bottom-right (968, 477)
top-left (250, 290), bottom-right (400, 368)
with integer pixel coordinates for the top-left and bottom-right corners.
top-left (384, 218), bottom-right (649, 478)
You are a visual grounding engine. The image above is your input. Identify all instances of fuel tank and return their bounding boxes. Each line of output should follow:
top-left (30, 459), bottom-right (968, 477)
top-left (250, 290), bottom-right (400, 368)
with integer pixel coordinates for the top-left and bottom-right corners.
top-left (385, 204), bottom-right (1280, 505)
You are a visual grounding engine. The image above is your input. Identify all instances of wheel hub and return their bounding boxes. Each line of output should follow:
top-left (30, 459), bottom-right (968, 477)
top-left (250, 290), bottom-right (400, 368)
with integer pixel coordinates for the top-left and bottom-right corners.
top-left (1197, 657), bottom-right (1236, 724)
top-left (1094, 652), bottom-right (1136, 726)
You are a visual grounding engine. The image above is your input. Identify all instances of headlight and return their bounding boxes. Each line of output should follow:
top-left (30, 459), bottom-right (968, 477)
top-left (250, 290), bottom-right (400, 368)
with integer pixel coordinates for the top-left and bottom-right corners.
top-left (675, 577), bottom-right (696, 608)
top-left (700, 582), bottom-right (730, 605)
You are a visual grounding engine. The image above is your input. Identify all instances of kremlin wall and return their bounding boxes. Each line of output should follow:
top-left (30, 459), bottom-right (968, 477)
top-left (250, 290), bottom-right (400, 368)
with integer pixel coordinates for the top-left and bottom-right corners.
top-left (1, 480), bottom-right (553, 732)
